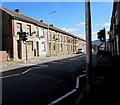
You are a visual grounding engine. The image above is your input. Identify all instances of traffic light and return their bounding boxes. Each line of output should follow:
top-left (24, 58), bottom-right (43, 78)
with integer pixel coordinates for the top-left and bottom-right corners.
top-left (17, 32), bottom-right (23, 41)
top-left (97, 28), bottom-right (105, 41)
top-left (17, 31), bottom-right (28, 41)
top-left (23, 32), bottom-right (28, 41)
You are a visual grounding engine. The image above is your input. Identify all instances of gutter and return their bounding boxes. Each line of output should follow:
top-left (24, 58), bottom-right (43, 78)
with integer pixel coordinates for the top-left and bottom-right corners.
top-left (13, 16), bottom-right (36, 25)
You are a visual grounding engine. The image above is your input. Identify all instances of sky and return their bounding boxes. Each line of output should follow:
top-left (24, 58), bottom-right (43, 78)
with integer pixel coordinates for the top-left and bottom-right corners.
top-left (1, 1), bottom-right (113, 41)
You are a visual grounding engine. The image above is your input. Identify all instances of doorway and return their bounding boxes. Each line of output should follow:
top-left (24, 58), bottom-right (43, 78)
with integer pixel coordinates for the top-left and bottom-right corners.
top-left (17, 40), bottom-right (22, 59)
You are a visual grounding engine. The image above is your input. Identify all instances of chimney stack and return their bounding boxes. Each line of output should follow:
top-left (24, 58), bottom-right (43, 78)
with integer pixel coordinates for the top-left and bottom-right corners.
top-left (15, 9), bottom-right (20, 13)
top-left (50, 24), bottom-right (53, 27)
top-left (40, 20), bottom-right (43, 22)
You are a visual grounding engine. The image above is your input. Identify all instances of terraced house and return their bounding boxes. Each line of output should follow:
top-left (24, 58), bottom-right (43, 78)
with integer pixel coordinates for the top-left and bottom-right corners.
top-left (0, 7), bottom-right (86, 61)
top-left (108, 1), bottom-right (120, 61)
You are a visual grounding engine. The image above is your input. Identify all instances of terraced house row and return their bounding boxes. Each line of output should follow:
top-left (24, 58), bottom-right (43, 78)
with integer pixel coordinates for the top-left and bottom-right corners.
top-left (0, 7), bottom-right (86, 61)
top-left (108, 1), bottom-right (120, 61)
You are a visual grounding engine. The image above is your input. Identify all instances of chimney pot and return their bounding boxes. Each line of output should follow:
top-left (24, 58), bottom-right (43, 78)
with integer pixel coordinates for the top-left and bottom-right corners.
top-left (40, 20), bottom-right (43, 22)
top-left (15, 9), bottom-right (20, 13)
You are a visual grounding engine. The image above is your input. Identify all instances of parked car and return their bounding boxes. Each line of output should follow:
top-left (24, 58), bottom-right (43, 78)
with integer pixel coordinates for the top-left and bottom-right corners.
top-left (76, 48), bottom-right (84, 54)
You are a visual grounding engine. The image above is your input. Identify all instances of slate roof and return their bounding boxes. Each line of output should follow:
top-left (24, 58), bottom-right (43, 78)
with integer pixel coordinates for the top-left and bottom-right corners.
top-left (0, 6), bottom-right (85, 41)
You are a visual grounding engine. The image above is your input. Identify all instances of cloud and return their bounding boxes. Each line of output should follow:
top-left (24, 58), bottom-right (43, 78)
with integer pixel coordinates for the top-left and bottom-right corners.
top-left (61, 27), bottom-right (79, 32)
top-left (95, 24), bottom-right (100, 26)
top-left (77, 32), bottom-right (98, 41)
top-left (76, 22), bottom-right (85, 27)
top-left (76, 34), bottom-right (85, 40)
top-left (103, 23), bottom-right (110, 26)
top-left (92, 32), bottom-right (98, 41)
top-left (92, 32), bottom-right (97, 35)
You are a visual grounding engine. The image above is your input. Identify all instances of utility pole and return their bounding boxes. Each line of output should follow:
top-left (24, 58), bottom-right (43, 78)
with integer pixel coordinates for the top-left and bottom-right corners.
top-left (46, 11), bottom-right (56, 57)
top-left (24, 42), bottom-right (28, 62)
top-left (85, 0), bottom-right (92, 94)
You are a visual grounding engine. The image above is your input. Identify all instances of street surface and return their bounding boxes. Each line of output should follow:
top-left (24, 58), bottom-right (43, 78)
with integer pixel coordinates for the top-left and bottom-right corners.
top-left (2, 54), bottom-right (86, 105)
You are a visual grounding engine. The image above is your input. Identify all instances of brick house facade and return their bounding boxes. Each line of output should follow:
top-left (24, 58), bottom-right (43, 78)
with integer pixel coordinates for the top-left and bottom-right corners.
top-left (1, 7), bottom-right (86, 61)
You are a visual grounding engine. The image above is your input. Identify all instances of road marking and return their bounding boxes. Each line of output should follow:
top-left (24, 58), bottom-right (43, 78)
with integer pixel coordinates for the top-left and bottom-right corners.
top-left (75, 74), bottom-right (86, 89)
top-left (0, 73), bottom-right (21, 79)
top-left (33, 64), bottom-right (48, 69)
top-left (36, 64), bottom-right (48, 67)
top-left (83, 70), bottom-right (86, 73)
top-left (79, 74), bottom-right (86, 78)
top-left (21, 68), bottom-right (32, 74)
top-left (48, 89), bottom-right (77, 105)
top-left (48, 74), bottom-right (86, 105)
top-left (0, 64), bottom-right (48, 79)
top-left (0, 68), bottom-right (32, 79)
top-left (76, 77), bottom-right (79, 89)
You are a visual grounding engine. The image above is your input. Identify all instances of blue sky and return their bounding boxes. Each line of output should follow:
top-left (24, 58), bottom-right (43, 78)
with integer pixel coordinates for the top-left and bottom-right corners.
top-left (2, 2), bottom-right (113, 41)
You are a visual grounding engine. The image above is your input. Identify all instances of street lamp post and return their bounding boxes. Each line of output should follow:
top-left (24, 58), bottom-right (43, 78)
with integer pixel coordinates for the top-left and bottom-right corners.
top-left (46, 11), bottom-right (56, 57)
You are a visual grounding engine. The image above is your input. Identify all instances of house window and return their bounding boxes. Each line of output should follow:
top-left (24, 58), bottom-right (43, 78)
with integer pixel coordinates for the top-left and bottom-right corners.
top-left (61, 43), bottom-right (63, 51)
top-left (64, 36), bottom-right (66, 43)
top-left (49, 32), bottom-right (51, 41)
top-left (40, 28), bottom-right (44, 38)
top-left (53, 33), bottom-right (55, 40)
top-left (66, 44), bottom-right (68, 51)
top-left (26, 41), bottom-right (33, 52)
top-left (27, 25), bottom-right (31, 36)
top-left (42, 42), bottom-right (46, 51)
top-left (36, 27), bottom-right (39, 37)
top-left (42, 29), bottom-right (45, 37)
top-left (16, 23), bottom-right (22, 33)
top-left (60, 35), bottom-right (62, 42)
top-left (53, 43), bottom-right (55, 50)
top-left (58, 34), bottom-right (60, 41)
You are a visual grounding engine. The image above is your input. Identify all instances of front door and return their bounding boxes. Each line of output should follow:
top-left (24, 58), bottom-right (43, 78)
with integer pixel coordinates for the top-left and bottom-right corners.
top-left (17, 40), bottom-right (22, 59)
top-left (36, 42), bottom-right (39, 57)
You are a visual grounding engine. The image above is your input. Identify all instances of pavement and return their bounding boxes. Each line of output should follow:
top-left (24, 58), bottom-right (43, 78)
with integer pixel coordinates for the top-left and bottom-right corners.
top-left (74, 52), bottom-right (120, 105)
top-left (0, 54), bottom-right (80, 72)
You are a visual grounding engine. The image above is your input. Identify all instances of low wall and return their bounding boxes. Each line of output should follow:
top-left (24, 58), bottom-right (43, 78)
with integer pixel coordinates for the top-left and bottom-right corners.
top-left (0, 51), bottom-right (8, 62)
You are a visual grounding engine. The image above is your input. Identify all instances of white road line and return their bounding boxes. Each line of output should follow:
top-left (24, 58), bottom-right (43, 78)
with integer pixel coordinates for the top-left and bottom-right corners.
top-left (0, 73), bottom-right (21, 79)
top-left (83, 70), bottom-right (86, 73)
top-left (48, 74), bottom-right (86, 105)
top-left (0, 64), bottom-right (48, 79)
top-left (36, 65), bottom-right (48, 67)
top-left (32, 65), bottom-right (48, 69)
top-left (0, 68), bottom-right (32, 79)
top-left (48, 89), bottom-right (77, 105)
top-left (21, 68), bottom-right (32, 74)
top-left (79, 74), bottom-right (86, 78)
top-left (76, 77), bottom-right (79, 89)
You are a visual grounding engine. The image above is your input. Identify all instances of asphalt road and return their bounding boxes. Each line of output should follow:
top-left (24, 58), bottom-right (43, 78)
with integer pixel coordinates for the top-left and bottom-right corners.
top-left (2, 55), bottom-right (86, 105)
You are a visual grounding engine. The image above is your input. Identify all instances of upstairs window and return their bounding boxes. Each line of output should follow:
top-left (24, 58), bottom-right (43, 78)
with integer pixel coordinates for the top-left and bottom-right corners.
top-left (36, 27), bottom-right (39, 37)
top-left (60, 35), bottom-right (62, 42)
top-left (27, 25), bottom-right (31, 36)
top-left (49, 31), bottom-right (51, 41)
top-left (39, 28), bottom-right (44, 38)
top-left (16, 23), bottom-right (22, 33)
